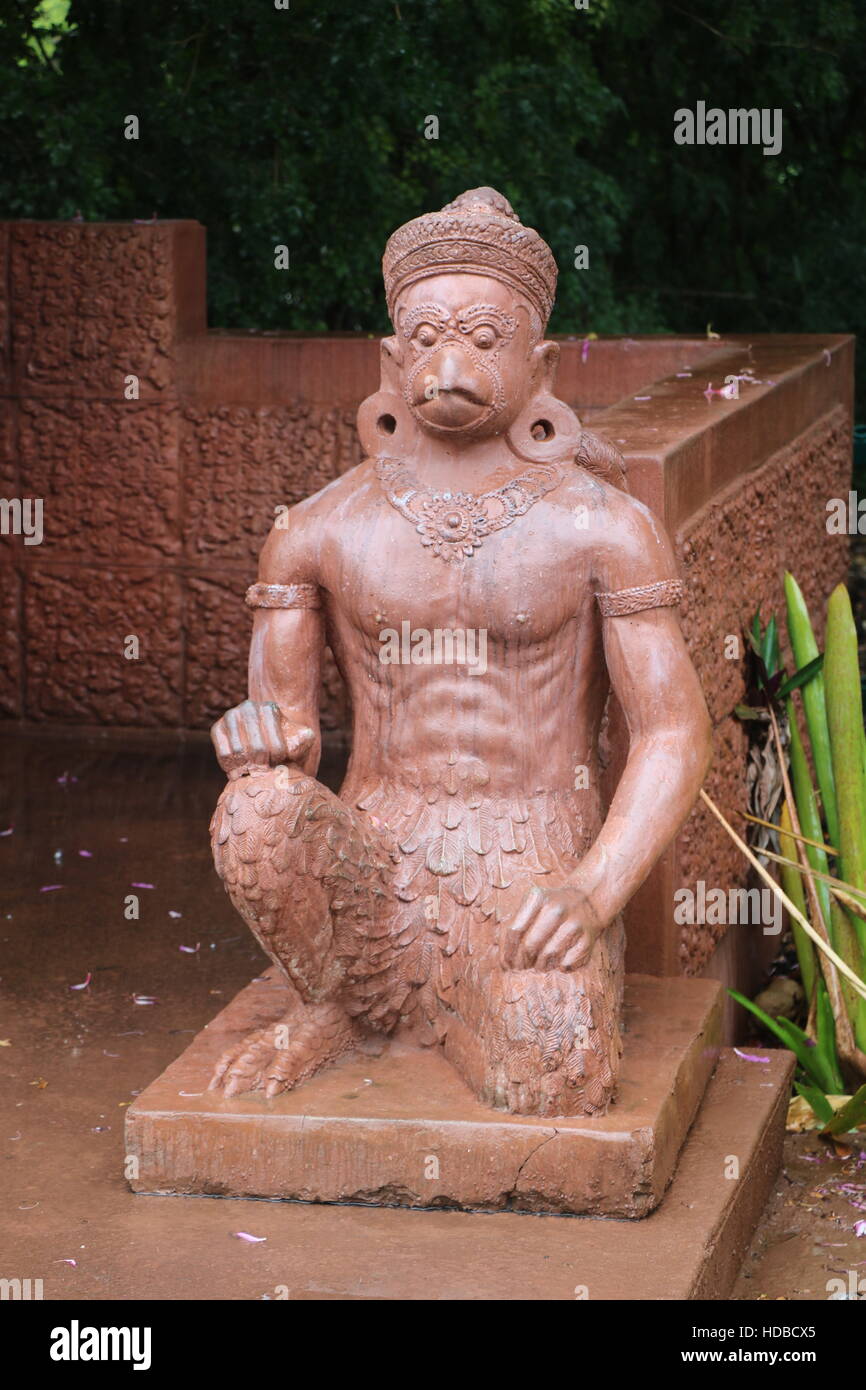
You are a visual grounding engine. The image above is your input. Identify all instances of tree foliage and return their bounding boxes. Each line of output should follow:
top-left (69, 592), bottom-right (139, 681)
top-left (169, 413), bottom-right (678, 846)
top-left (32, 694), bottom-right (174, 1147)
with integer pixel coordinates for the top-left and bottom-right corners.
top-left (1, 0), bottom-right (864, 396)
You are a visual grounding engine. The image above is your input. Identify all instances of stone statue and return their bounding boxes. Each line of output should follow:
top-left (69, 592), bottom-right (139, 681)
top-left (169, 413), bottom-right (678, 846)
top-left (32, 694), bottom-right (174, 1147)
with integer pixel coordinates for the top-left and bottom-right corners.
top-left (208, 188), bottom-right (712, 1117)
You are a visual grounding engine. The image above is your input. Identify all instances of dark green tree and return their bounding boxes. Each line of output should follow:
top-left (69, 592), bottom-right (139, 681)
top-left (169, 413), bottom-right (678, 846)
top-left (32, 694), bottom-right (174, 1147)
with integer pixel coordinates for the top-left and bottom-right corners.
top-left (1, 0), bottom-right (863, 397)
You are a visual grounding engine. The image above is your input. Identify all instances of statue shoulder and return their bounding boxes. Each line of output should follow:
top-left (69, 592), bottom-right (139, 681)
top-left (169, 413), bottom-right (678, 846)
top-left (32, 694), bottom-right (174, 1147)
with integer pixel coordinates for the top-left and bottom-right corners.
top-left (577, 480), bottom-right (679, 594)
top-left (258, 459), bottom-right (377, 585)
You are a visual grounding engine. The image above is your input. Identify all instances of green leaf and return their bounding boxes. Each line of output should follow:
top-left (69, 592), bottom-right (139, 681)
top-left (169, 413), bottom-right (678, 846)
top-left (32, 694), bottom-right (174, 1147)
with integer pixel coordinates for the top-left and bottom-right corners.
top-left (820, 1082), bottom-right (866, 1135)
top-left (785, 574), bottom-right (838, 848)
top-left (728, 989), bottom-right (830, 1091)
top-left (776, 653), bottom-right (824, 700)
top-left (734, 703), bottom-right (768, 721)
top-left (762, 614), bottom-right (779, 676)
top-left (794, 1080), bottom-right (834, 1126)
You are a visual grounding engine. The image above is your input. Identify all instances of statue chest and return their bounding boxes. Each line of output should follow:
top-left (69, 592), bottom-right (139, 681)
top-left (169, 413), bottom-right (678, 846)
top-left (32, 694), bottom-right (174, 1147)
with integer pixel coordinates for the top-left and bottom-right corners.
top-left (329, 524), bottom-right (586, 648)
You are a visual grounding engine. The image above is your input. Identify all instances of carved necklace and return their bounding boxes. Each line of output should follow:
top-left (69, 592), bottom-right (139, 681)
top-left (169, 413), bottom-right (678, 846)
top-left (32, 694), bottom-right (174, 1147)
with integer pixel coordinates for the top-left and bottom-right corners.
top-left (375, 456), bottom-right (565, 562)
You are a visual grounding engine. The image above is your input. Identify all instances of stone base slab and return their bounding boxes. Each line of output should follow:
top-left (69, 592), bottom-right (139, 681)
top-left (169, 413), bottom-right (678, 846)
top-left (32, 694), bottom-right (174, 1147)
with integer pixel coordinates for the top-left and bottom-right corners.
top-left (126, 972), bottom-right (723, 1218)
top-left (125, 1045), bottom-right (794, 1300)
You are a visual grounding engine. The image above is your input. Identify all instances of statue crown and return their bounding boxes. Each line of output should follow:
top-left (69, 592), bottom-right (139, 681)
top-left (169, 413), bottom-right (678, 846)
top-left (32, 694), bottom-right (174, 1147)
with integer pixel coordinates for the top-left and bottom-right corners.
top-left (383, 186), bottom-right (557, 328)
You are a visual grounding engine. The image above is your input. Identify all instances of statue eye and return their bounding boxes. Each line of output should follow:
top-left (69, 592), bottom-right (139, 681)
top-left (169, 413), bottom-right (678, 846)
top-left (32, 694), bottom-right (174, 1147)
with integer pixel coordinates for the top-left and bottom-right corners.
top-left (471, 325), bottom-right (498, 350)
top-left (414, 323), bottom-right (438, 347)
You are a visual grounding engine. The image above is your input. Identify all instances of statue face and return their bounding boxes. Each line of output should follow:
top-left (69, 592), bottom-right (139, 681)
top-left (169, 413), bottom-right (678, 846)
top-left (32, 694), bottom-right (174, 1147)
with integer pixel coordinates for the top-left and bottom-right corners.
top-left (394, 274), bottom-right (540, 438)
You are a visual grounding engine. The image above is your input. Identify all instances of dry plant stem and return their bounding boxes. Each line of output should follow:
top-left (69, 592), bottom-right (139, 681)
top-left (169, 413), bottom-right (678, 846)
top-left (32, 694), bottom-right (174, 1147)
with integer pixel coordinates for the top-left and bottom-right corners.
top-left (831, 887), bottom-right (866, 922)
top-left (741, 809), bottom-right (837, 858)
top-left (756, 847), bottom-right (866, 907)
top-left (699, 790), bottom-right (866, 998)
top-left (699, 787), bottom-right (866, 1083)
top-left (764, 703), bottom-right (866, 1079)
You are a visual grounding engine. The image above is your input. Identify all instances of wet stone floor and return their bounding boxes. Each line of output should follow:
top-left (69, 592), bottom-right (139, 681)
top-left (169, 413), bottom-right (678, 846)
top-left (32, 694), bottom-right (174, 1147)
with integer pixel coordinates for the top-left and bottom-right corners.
top-left (0, 725), bottom-right (863, 1301)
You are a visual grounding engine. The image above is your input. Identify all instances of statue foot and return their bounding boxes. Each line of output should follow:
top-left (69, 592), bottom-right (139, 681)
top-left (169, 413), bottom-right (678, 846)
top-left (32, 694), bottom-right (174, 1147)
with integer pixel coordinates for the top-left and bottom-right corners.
top-left (208, 1001), bottom-right (355, 1099)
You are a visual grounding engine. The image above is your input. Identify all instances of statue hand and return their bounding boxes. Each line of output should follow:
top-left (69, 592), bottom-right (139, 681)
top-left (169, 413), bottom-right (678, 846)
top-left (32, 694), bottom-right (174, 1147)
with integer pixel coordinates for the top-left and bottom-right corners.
top-left (211, 699), bottom-right (315, 780)
top-left (500, 883), bottom-right (608, 973)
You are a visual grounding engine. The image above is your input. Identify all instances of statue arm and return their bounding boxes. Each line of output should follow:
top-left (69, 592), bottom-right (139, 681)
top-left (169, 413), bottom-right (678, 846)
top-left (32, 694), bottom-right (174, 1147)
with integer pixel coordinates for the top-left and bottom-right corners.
top-left (568, 497), bottom-right (712, 923)
top-left (501, 494), bottom-right (711, 974)
top-left (211, 515), bottom-right (325, 779)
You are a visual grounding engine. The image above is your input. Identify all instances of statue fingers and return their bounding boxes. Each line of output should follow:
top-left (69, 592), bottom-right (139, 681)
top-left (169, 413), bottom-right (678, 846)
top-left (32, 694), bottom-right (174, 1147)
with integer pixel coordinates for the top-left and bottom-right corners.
top-left (259, 701), bottom-right (290, 763)
top-left (500, 885), bottom-right (545, 968)
top-left (537, 920), bottom-right (587, 972)
top-left (219, 703), bottom-right (269, 775)
top-left (516, 903), bottom-right (567, 970)
top-left (211, 713), bottom-right (253, 778)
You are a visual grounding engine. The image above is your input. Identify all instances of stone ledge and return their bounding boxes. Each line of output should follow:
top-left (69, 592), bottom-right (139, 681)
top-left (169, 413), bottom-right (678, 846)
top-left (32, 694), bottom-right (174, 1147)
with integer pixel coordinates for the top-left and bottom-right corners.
top-left (126, 972), bottom-right (722, 1218)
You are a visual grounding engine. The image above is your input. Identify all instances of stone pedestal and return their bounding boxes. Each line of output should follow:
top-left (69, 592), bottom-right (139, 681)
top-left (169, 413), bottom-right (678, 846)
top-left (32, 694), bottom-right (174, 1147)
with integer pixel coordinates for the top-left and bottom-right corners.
top-left (127, 972), bottom-right (723, 1218)
top-left (124, 974), bottom-right (794, 1297)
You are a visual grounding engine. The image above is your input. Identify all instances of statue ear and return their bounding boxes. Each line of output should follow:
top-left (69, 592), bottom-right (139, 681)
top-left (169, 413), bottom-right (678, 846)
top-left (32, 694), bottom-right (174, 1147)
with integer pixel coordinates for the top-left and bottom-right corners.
top-left (379, 335), bottom-right (404, 391)
top-left (357, 333), bottom-right (417, 458)
top-left (506, 340), bottom-right (580, 465)
top-left (530, 339), bottom-right (560, 396)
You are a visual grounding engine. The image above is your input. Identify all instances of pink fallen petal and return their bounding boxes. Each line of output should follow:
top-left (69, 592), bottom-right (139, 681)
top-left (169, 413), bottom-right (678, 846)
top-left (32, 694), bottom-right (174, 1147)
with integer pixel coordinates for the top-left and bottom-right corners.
top-left (0, 826), bottom-right (13, 837)
top-left (581, 339), bottom-right (591, 363)
top-left (56, 772), bottom-right (78, 786)
top-left (168, 910), bottom-right (182, 919)
top-left (78, 850), bottom-right (93, 858)
top-left (733, 1047), bottom-right (769, 1063)
top-left (103, 1050), bottom-right (120, 1058)
top-left (69, 973), bottom-right (92, 991)
top-left (131, 882), bottom-right (155, 889)
top-left (855, 1220), bottom-right (866, 1238)
top-left (675, 371), bottom-right (692, 378)
top-left (823, 349), bottom-right (832, 366)
top-left (40, 885), bottom-right (64, 892)
top-left (132, 994), bottom-right (158, 1005)
top-left (118, 837), bottom-right (128, 843)
top-left (233, 1231), bottom-right (267, 1243)
top-left (179, 1091), bottom-right (204, 1098)
top-left (53, 1259), bottom-right (77, 1267)
top-left (633, 395), bottom-right (652, 401)
top-left (179, 942), bottom-right (201, 954)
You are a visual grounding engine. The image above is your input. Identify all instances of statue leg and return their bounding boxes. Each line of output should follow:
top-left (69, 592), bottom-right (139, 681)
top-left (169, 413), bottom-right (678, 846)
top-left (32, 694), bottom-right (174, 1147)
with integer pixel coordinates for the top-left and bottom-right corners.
top-left (441, 910), bottom-right (625, 1117)
top-left (208, 765), bottom-right (398, 1097)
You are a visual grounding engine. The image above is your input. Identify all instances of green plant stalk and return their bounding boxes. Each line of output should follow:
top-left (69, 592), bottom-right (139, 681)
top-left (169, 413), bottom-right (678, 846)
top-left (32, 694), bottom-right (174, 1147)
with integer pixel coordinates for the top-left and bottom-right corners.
top-left (784, 573), bottom-right (839, 847)
top-left (824, 584), bottom-right (866, 1049)
top-left (815, 978), bottom-right (847, 1093)
top-left (825, 586), bottom-right (866, 950)
top-left (779, 799), bottom-right (816, 1007)
top-left (786, 698), bottom-right (834, 943)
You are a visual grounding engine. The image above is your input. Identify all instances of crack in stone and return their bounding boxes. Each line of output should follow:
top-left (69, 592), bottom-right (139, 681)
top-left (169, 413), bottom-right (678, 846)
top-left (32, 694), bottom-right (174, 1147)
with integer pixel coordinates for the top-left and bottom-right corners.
top-left (509, 1129), bottom-right (559, 1198)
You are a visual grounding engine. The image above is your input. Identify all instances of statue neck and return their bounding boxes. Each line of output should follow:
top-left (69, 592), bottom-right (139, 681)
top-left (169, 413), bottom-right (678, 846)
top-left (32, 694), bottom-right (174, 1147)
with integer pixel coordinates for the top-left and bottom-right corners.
top-left (408, 432), bottom-right (523, 492)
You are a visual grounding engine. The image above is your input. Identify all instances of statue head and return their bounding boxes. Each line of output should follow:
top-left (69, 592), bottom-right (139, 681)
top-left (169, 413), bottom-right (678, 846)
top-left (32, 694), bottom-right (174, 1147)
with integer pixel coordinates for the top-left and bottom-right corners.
top-left (379, 188), bottom-right (560, 440)
top-left (358, 187), bottom-right (625, 484)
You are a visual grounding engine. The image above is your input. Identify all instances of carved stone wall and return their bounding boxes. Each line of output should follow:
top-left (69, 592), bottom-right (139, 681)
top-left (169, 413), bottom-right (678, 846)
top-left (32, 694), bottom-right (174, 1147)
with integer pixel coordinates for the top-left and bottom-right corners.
top-left (672, 406), bottom-right (851, 974)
